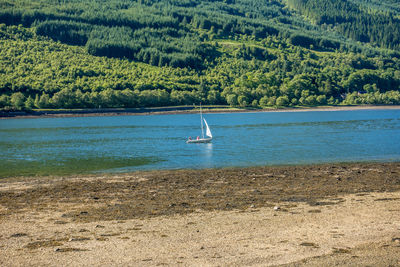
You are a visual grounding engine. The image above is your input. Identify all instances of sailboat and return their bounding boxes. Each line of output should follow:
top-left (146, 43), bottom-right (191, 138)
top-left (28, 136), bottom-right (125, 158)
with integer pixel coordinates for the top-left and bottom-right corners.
top-left (186, 104), bottom-right (213, 143)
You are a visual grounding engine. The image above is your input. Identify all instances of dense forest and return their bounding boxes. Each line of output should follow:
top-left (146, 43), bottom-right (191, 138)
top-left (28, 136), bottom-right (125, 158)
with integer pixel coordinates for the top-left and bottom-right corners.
top-left (1, 0), bottom-right (400, 111)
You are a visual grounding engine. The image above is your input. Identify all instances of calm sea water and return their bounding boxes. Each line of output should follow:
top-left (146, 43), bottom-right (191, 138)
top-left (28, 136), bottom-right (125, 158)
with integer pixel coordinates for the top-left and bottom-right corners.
top-left (1, 109), bottom-right (400, 177)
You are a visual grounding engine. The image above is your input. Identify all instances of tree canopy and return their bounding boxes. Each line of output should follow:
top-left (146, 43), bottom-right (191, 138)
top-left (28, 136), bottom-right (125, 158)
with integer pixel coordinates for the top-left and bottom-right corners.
top-left (0, 0), bottom-right (400, 111)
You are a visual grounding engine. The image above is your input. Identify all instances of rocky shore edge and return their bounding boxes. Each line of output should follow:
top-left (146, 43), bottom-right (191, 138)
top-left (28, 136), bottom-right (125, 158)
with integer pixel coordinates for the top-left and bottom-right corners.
top-left (1, 162), bottom-right (400, 266)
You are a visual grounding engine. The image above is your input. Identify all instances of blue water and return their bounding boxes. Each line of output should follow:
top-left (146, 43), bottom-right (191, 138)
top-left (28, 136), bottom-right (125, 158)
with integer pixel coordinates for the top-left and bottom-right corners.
top-left (1, 109), bottom-right (400, 177)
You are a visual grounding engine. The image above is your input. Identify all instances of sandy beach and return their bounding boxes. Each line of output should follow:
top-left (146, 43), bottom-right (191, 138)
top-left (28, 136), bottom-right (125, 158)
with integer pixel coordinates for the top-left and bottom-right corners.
top-left (1, 162), bottom-right (400, 266)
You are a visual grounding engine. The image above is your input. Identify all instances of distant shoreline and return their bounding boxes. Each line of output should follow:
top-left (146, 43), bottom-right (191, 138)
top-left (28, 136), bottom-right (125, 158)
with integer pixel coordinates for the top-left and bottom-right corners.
top-left (1, 104), bottom-right (400, 119)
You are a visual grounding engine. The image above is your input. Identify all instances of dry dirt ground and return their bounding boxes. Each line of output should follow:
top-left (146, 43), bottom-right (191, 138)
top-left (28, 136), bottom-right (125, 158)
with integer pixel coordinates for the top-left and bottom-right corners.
top-left (1, 162), bottom-right (400, 266)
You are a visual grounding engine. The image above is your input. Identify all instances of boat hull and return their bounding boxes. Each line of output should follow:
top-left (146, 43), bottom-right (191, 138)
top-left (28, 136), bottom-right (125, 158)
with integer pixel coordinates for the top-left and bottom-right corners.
top-left (186, 138), bottom-right (212, 144)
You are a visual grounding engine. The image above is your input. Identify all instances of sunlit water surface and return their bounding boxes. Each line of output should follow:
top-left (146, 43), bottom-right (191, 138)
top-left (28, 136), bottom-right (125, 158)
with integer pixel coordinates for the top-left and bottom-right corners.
top-left (1, 109), bottom-right (399, 177)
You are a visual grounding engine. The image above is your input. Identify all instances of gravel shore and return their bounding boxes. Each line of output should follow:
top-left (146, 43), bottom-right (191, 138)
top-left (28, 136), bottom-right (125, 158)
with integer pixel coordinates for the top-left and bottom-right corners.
top-left (2, 105), bottom-right (400, 119)
top-left (1, 162), bottom-right (400, 266)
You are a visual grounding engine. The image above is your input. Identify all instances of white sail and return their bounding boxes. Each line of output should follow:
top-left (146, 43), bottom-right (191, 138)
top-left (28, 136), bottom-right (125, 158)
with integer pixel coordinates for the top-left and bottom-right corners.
top-left (186, 104), bottom-right (213, 143)
top-left (203, 118), bottom-right (212, 138)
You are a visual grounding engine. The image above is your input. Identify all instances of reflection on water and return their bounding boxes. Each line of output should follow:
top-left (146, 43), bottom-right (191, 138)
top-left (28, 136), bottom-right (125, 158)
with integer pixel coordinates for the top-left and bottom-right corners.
top-left (1, 109), bottom-right (400, 177)
top-left (199, 143), bottom-right (213, 168)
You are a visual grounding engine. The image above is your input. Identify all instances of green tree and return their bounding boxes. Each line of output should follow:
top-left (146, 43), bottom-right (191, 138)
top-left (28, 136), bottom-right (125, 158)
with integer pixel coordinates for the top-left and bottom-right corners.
top-left (0, 95), bottom-right (10, 109)
top-left (237, 95), bottom-right (249, 107)
top-left (316, 95), bottom-right (327, 105)
top-left (259, 96), bottom-right (269, 107)
top-left (305, 95), bottom-right (318, 106)
top-left (276, 96), bottom-right (289, 106)
top-left (267, 96), bottom-right (277, 106)
top-left (51, 88), bottom-right (76, 108)
top-left (10, 92), bottom-right (26, 110)
top-left (226, 94), bottom-right (238, 107)
top-left (207, 90), bottom-right (221, 105)
top-left (24, 96), bottom-right (35, 110)
top-left (37, 92), bottom-right (51, 109)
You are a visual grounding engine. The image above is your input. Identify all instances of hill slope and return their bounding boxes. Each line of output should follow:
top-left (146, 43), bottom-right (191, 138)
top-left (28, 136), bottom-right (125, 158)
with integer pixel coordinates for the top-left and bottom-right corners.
top-left (1, 0), bottom-right (400, 110)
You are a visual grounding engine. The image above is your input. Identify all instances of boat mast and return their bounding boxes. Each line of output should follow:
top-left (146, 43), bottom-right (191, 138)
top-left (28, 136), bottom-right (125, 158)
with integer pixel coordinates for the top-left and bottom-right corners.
top-left (200, 103), bottom-right (204, 139)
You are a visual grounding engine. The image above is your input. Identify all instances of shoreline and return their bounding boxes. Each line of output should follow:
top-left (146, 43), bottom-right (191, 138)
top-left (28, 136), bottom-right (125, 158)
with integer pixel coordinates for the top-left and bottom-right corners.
top-left (2, 159), bottom-right (400, 180)
top-left (1, 162), bottom-right (400, 266)
top-left (2, 104), bottom-right (400, 119)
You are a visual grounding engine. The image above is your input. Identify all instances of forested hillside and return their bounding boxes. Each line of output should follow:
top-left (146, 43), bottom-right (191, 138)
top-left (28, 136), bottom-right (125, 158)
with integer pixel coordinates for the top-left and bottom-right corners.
top-left (1, 0), bottom-right (400, 111)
